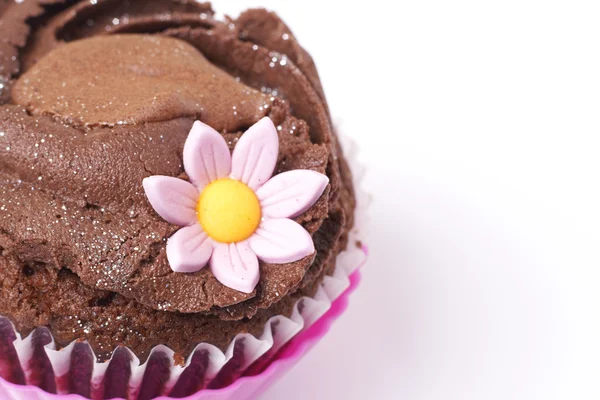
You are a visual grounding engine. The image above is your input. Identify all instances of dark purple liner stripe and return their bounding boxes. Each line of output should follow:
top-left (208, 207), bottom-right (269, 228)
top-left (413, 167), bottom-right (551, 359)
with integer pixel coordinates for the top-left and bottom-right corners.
top-left (168, 349), bottom-right (209, 398)
top-left (244, 320), bottom-right (282, 376)
top-left (136, 350), bottom-right (171, 400)
top-left (28, 327), bottom-right (56, 394)
top-left (0, 268), bottom-right (364, 399)
top-left (0, 317), bottom-right (26, 385)
top-left (69, 341), bottom-right (94, 398)
top-left (103, 346), bottom-right (131, 400)
top-left (243, 348), bottom-right (278, 378)
top-left (206, 339), bottom-right (246, 390)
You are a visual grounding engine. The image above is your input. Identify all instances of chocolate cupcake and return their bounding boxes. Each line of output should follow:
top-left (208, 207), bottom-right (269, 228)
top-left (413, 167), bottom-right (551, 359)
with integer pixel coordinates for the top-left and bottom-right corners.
top-left (0, 1), bottom-right (360, 398)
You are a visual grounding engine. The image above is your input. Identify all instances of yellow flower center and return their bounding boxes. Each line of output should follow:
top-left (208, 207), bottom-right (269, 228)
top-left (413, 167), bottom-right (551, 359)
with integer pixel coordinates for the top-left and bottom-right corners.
top-left (197, 179), bottom-right (262, 243)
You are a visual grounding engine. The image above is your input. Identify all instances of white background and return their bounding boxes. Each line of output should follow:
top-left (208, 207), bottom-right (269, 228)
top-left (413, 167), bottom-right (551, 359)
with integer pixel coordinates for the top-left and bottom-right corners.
top-left (218, 1), bottom-right (600, 399)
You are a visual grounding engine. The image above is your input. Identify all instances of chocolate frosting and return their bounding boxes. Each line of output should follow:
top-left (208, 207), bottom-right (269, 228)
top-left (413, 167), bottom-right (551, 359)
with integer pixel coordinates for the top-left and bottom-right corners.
top-left (0, 0), bottom-right (355, 360)
top-left (14, 35), bottom-right (270, 131)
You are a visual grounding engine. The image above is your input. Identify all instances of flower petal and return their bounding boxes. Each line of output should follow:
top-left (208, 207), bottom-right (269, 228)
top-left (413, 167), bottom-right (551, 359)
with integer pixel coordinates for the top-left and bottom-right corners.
top-left (230, 117), bottom-right (279, 190)
top-left (210, 241), bottom-right (259, 293)
top-left (143, 176), bottom-right (199, 226)
top-left (166, 224), bottom-right (213, 273)
top-left (249, 219), bottom-right (315, 264)
top-left (257, 170), bottom-right (329, 219)
top-left (183, 121), bottom-right (232, 189)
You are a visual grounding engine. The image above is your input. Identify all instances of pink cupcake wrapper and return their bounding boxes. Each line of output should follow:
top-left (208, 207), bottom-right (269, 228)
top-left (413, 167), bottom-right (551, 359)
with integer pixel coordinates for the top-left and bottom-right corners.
top-left (0, 269), bottom-right (364, 400)
top-left (0, 249), bottom-right (365, 400)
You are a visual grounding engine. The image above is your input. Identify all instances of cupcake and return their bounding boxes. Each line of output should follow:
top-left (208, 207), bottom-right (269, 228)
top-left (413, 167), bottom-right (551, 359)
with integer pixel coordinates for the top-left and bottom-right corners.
top-left (0, 1), bottom-right (363, 399)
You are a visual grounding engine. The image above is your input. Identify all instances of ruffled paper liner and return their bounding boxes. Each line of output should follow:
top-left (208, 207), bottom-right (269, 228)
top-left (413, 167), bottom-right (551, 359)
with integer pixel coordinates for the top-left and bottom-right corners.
top-left (0, 131), bottom-right (368, 400)
top-left (0, 245), bottom-right (365, 400)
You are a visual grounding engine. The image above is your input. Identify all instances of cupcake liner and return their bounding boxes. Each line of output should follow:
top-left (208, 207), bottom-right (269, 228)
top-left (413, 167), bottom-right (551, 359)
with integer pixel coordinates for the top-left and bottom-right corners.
top-left (0, 130), bottom-right (368, 400)
top-left (0, 233), bottom-right (367, 400)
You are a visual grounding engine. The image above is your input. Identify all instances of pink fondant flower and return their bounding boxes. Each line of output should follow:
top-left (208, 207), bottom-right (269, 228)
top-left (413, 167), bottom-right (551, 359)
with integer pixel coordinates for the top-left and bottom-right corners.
top-left (143, 117), bottom-right (329, 293)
